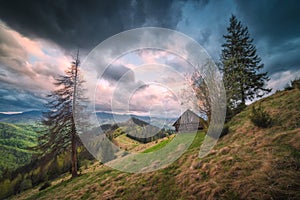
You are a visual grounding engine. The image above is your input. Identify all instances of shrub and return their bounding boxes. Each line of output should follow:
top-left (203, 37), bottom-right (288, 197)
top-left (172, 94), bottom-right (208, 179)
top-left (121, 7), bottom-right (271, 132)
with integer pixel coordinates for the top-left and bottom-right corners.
top-left (79, 159), bottom-right (90, 170)
top-left (19, 179), bottom-right (32, 192)
top-left (249, 105), bottom-right (272, 128)
top-left (220, 124), bottom-right (230, 137)
top-left (39, 181), bottom-right (51, 191)
top-left (284, 77), bottom-right (300, 90)
top-left (291, 77), bottom-right (300, 89)
top-left (0, 179), bottom-right (13, 199)
top-left (284, 84), bottom-right (293, 91)
top-left (226, 104), bottom-right (247, 122)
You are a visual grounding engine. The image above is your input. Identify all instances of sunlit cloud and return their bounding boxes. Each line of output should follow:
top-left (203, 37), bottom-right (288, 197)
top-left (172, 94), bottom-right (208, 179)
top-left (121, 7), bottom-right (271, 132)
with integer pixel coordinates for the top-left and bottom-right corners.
top-left (1, 0), bottom-right (300, 113)
top-left (0, 23), bottom-right (70, 111)
top-left (267, 70), bottom-right (300, 91)
top-left (92, 49), bottom-right (192, 117)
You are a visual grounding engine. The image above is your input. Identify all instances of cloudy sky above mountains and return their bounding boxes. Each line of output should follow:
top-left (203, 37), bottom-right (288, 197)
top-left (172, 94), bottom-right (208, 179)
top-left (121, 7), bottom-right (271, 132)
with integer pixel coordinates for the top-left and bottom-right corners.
top-left (0, 0), bottom-right (299, 115)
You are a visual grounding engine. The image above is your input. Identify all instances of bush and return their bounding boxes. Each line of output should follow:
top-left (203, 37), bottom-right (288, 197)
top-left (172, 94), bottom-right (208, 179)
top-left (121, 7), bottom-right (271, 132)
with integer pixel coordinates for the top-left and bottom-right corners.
top-left (284, 85), bottom-right (293, 91)
top-left (39, 181), bottom-right (51, 191)
top-left (19, 179), bottom-right (32, 192)
top-left (291, 78), bottom-right (300, 89)
top-left (284, 77), bottom-right (300, 90)
top-left (249, 105), bottom-right (272, 128)
top-left (0, 179), bottom-right (13, 199)
top-left (220, 124), bottom-right (230, 137)
top-left (226, 104), bottom-right (247, 122)
top-left (79, 159), bottom-right (90, 170)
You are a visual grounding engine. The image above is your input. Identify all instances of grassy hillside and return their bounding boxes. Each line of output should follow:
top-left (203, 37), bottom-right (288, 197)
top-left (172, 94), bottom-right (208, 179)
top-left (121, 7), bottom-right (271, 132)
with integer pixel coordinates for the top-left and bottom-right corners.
top-left (11, 88), bottom-right (300, 200)
top-left (113, 131), bottom-right (175, 153)
top-left (0, 123), bottom-right (38, 177)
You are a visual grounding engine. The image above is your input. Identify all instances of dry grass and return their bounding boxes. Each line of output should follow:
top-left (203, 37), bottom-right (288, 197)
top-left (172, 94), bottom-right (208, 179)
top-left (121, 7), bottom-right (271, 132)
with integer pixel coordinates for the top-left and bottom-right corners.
top-left (11, 88), bottom-right (300, 200)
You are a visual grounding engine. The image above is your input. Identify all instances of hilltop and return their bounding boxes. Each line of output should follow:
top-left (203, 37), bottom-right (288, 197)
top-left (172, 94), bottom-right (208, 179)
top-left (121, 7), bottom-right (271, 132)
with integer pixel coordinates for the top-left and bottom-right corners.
top-left (10, 88), bottom-right (300, 199)
top-left (106, 117), bottom-right (174, 152)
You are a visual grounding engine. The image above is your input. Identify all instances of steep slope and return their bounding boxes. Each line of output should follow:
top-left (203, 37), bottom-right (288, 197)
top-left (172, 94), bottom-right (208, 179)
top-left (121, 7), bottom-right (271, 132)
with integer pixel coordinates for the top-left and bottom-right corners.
top-left (0, 123), bottom-right (38, 176)
top-left (12, 88), bottom-right (300, 200)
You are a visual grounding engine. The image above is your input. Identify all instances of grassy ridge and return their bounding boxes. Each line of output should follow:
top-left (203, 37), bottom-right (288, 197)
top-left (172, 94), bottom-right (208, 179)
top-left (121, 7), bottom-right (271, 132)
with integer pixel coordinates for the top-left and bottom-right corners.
top-left (142, 137), bottom-right (173, 153)
top-left (10, 88), bottom-right (300, 200)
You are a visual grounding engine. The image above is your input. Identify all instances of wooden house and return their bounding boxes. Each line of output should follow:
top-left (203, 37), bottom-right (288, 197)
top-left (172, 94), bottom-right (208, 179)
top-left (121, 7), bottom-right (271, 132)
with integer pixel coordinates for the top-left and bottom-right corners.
top-left (172, 109), bottom-right (205, 132)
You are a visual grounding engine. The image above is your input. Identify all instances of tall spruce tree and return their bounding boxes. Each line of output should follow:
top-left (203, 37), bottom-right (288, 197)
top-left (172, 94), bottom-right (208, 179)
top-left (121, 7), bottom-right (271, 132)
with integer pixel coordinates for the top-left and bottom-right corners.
top-left (221, 15), bottom-right (271, 116)
top-left (38, 52), bottom-right (86, 178)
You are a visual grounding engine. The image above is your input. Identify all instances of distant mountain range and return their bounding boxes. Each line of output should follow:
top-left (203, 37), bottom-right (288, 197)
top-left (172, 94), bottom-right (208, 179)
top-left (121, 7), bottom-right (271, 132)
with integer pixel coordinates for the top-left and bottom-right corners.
top-left (0, 110), bottom-right (177, 128)
top-left (0, 110), bottom-right (42, 124)
top-left (96, 112), bottom-right (176, 129)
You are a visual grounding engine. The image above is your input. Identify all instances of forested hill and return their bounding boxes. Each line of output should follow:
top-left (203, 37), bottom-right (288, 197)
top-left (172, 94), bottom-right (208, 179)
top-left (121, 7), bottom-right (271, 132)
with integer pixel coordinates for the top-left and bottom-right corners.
top-left (0, 123), bottom-right (38, 177)
top-left (10, 87), bottom-right (300, 200)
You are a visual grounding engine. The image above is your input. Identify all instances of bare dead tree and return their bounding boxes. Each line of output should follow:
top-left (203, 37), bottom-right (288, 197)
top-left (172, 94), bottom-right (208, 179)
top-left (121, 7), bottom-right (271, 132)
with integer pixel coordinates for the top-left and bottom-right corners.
top-left (37, 52), bottom-right (87, 178)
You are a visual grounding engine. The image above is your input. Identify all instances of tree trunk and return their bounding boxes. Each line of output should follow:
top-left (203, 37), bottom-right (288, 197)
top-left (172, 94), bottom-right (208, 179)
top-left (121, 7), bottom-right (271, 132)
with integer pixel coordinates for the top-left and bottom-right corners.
top-left (71, 125), bottom-right (78, 178)
top-left (240, 77), bottom-right (245, 106)
top-left (71, 51), bottom-right (79, 178)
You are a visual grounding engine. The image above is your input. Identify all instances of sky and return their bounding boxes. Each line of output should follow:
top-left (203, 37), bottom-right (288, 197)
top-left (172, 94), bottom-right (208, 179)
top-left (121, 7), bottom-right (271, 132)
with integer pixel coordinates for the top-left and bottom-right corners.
top-left (0, 0), bottom-right (299, 116)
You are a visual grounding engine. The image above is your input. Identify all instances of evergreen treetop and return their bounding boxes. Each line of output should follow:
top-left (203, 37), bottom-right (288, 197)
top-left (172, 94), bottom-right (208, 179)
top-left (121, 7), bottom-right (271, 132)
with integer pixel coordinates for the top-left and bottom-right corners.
top-left (221, 15), bottom-right (271, 112)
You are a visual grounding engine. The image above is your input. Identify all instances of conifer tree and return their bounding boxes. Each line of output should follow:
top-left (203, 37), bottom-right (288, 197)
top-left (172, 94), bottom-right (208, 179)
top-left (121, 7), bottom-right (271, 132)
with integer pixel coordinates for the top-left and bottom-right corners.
top-left (38, 52), bottom-right (86, 178)
top-left (221, 15), bottom-right (271, 117)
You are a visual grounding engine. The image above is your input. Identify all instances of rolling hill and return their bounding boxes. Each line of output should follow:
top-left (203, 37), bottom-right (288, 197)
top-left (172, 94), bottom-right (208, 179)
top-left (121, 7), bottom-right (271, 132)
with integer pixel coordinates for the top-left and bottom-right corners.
top-left (9, 87), bottom-right (300, 199)
top-left (0, 110), bottom-right (176, 130)
top-left (96, 112), bottom-right (176, 129)
top-left (0, 123), bottom-right (38, 177)
top-left (106, 117), bottom-right (173, 152)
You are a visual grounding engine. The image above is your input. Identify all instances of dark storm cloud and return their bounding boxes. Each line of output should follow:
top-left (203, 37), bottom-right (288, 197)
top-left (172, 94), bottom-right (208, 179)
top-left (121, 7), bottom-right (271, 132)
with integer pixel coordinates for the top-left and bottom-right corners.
top-left (235, 0), bottom-right (300, 74)
top-left (0, 88), bottom-right (46, 112)
top-left (1, 0), bottom-right (298, 76)
top-left (0, 0), bottom-right (184, 51)
top-left (235, 0), bottom-right (300, 45)
top-left (0, 0), bottom-right (299, 112)
top-left (102, 64), bottom-right (134, 83)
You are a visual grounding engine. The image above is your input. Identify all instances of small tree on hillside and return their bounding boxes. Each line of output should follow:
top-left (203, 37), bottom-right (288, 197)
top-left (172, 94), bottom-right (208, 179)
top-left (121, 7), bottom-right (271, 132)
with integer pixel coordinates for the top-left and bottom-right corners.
top-left (186, 69), bottom-right (211, 125)
top-left (221, 15), bottom-right (271, 119)
top-left (183, 60), bottom-right (224, 127)
top-left (249, 104), bottom-right (272, 128)
top-left (37, 52), bottom-right (87, 178)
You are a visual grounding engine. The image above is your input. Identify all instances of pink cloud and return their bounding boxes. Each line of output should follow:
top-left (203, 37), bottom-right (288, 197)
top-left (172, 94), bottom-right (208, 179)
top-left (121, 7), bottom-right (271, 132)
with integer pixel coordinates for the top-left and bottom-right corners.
top-left (0, 23), bottom-right (71, 94)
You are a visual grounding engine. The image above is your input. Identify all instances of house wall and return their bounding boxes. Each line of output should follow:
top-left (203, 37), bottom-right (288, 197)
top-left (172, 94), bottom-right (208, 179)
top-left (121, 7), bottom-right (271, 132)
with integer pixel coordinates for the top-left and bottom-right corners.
top-left (175, 123), bottom-right (199, 132)
top-left (173, 110), bottom-right (204, 132)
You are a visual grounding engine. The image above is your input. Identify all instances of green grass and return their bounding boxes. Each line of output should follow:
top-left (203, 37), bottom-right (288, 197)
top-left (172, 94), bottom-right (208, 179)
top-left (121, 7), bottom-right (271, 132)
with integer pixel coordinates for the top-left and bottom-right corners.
top-left (142, 131), bottom-right (206, 153)
top-left (188, 131), bottom-right (206, 150)
top-left (142, 137), bottom-right (173, 153)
